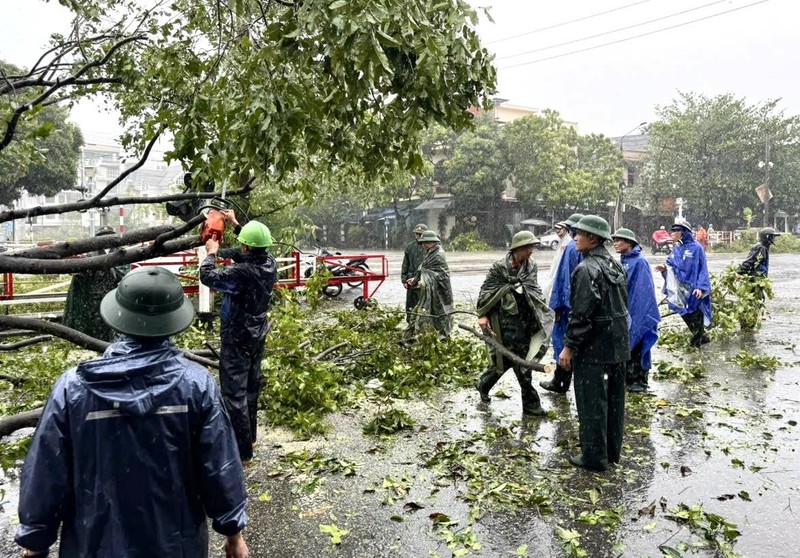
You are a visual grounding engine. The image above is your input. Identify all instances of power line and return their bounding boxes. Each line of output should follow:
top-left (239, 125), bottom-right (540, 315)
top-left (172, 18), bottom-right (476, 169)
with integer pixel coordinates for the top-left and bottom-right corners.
top-left (500, 0), bottom-right (770, 70)
top-left (485, 0), bottom-right (659, 45)
top-left (497, 0), bottom-right (729, 61)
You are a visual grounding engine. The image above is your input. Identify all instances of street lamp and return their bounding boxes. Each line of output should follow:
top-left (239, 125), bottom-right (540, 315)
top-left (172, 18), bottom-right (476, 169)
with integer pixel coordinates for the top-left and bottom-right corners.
top-left (616, 121), bottom-right (647, 229)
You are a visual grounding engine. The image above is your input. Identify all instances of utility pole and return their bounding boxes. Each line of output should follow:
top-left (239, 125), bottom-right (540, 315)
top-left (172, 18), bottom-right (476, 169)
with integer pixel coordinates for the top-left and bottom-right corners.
top-left (763, 136), bottom-right (771, 226)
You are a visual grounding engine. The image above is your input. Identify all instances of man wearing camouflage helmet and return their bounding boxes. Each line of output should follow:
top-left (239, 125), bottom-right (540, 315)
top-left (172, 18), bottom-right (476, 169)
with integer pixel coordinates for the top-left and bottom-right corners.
top-left (738, 227), bottom-right (781, 276)
top-left (200, 210), bottom-right (277, 464)
top-left (540, 213), bottom-right (584, 394)
top-left (476, 231), bottom-right (554, 416)
top-left (560, 215), bottom-right (630, 471)
top-left (407, 230), bottom-right (453, 337)
top-left (612, 228), bottom-right (660, 392)
top-left (401, 223), bottom-right (428, 321)
top-left (16, 267), bottom-right (250, 558)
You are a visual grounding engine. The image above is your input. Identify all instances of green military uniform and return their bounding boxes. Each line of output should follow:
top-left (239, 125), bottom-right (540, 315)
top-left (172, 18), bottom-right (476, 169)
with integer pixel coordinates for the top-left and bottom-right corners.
top-left (565, 217), bottom-right (630, 471)
top-left (401, 224), bottom-right (427, 321)
top-left (410, 231), bottom-right (453, 337)
top-left (476, 242), bottom-right (554, 416)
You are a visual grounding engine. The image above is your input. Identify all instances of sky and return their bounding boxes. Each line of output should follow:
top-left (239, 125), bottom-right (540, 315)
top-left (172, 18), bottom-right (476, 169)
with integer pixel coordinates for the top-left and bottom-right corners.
top-left (1, 0), bottom-right (798, 141)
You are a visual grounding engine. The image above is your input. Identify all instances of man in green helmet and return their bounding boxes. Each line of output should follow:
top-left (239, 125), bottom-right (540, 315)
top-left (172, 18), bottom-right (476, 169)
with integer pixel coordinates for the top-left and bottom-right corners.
top-left (17, 267), bottom-right (249, 558)
top-left (407, 230), bottom-right (453, 337)
top-left (560, 215), bottom-right (630, 471)
top-left (200, 211), bottom-right (277, 464)
top-left (476, 231), bottom-right (554, 416)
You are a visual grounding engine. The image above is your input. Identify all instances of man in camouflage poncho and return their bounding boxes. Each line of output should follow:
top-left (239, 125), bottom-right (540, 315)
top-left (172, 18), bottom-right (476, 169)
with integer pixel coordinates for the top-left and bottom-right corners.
top-left (476, 231), bottom-right (555, 416)
top-left (407, 230), bottom-right (453, 337)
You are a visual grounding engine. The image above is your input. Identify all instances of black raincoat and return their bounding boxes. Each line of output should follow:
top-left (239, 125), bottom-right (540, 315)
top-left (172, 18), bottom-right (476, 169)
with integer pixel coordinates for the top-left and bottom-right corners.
top-left (199, 248), bottom-right (277, 460)
top-left (16, 336), bottom-right (247, 557)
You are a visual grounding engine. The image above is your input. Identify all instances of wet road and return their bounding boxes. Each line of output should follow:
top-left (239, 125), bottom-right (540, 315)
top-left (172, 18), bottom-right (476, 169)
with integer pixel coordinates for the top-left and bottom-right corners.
top-left (3, 249), bottom-right (799, 558)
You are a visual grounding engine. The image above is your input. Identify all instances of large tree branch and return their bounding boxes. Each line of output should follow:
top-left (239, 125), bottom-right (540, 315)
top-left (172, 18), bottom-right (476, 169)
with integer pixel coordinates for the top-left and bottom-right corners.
top-left (0, 186), bottom-right (253, 224)
top-left (0, 316), bottom-right (218, 369)
top-left (0, 236), bottom-right (202, 274)
top-left (0, 34), bottom-right (145, 152)
top-left (457, 324), bottom-right (548, 372)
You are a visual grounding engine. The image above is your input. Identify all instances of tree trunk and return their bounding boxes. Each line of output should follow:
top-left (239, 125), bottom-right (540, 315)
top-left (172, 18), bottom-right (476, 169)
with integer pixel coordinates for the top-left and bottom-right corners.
top-left (0, 407), bottom-right (43, 437)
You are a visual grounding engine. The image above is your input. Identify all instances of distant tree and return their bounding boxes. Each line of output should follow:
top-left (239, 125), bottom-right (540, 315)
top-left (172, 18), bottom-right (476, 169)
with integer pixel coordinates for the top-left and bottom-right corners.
top-left (440, 115), bottom-right (509, 245)
top-left (636, 92), bottom-right (800, 227)
top-left (503, 111), bottom-right (622, 214)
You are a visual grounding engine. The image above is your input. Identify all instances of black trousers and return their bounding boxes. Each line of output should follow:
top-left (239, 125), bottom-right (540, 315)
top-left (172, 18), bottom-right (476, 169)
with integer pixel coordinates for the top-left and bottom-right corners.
top-left (626, 341), bottom-right (647, 385)
top-left (681, 309), bottom-right (709, 347)
top-left (573, 360), bottom-right (626, 469)
top-left (477, 354), bottom-right (542, 414)
top-left (220, 338), bottom-right (266, 461)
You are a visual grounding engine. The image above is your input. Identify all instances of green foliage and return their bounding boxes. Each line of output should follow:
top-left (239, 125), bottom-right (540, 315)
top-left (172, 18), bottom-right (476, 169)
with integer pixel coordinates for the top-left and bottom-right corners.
top-left (260, 301), bottom-right (486, 437)
top-left (304, 267), bottom-right (334, 310)
top-left (742, 207), bottom-right (754, 228)
top-left (729, 350), bottom-right (781, 371)
top-left (362, 408), bottom-right (416, 435)
top-left (654, 360), bottom-right (706, 381)
top-left (447, 231), bottom-right (491, 252)
top-left (710, 266), bottom-right (773, 333)
top-left (638, 92), bottom-right (800, 226)
top-left (664, 503), bottom-right (742, 558)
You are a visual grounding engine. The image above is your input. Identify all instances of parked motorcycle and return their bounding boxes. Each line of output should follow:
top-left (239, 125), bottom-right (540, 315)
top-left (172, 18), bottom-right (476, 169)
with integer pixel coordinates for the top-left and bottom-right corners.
top-left (304, 245), bottom-right (370, 297)
top-left (651, 229), bottom-right (673, 255)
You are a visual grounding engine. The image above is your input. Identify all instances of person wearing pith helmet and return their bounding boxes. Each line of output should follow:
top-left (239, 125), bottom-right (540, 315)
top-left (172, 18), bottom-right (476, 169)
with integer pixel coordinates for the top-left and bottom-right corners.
top-left (540, 213), bottom-right (584, 395)
top-left (476, 230), bottom-right (554, 416)
top-left (407, 229), bottom-right (453, 337)
top-left (200, 211), bottom-right (277, 465)
top-left (738, 227), bottom-right (781, 277)
top-left (612, 228), bottom-right (660, 393)
top-left (17, 267), bottom-right (250, 558)
top-left (401, 224), bottom-right (428, 322)
top-left (655, 217), bottom-right (712, 348)
top-left (559, 215), bottom-right (630, 471)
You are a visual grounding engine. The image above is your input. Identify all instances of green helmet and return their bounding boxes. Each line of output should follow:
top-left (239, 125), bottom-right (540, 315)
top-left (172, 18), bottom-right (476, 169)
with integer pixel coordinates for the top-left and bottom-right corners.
top-left (671, 218), bottom-right (692, 232)
top-left (575, 215), bottom-right (612, 241)
top-left (759, 227), bottom-right (781, 244)
top-left (100, 267), bottom-right (195, 337)
top-left (237, 221), bottom-right (273, 248)
top-left (510, 230), bottom-right (540, 250)
top-left (565, 213), bottom-right (585, 227)
top-left (413, 223), bottom-right (428, 234)
top-left (418, 230), bottom-right (441, 243)
top-left (611, 227), bottom-right (638, 245)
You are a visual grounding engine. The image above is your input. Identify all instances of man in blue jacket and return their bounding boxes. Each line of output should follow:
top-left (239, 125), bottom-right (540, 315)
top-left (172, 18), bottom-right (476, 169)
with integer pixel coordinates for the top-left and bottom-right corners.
top-left (612, 228), bottom-right (661, 392)
top-left (655, 218), bottom-right (712, 348)
top-left (200, 211), bottom-right (277, 463)
top-left (540, 213), bottom-right (584, 394)
top-left (16, 267), bottom-right (249, 558)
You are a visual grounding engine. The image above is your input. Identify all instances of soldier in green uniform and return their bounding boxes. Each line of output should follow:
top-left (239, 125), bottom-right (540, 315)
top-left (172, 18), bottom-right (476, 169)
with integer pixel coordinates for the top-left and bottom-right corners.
top-left (559, 216), bottom-right (630, 471)
top-left (407, 230), bottom-right (453, 337)
top-left (475, 231), bottom-right (554, 416)
top-left (401, 224), bottom-right (427, 321)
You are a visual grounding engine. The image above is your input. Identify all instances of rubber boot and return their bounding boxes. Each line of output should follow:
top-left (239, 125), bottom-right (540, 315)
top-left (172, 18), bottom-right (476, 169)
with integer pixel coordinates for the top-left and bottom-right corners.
top-left (476, 369), bottom-right (501, 403)
top-left (519, 368), bottom-right (547, 416)
top-left (539, 365), bottom-right (572, 394)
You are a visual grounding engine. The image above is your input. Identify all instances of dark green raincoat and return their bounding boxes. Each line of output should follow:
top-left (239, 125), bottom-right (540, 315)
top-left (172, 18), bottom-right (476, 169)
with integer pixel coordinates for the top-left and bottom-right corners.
top-left (410, 245), bottom-right (453, 337)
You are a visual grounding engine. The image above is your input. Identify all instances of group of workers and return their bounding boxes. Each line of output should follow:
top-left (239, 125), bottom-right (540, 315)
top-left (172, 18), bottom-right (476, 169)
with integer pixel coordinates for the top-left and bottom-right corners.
top-left (15, 211), bottom-right (784, 556)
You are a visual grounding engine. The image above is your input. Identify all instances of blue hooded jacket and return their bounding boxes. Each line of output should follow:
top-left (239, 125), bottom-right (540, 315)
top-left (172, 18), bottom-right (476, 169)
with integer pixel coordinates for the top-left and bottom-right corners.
top-left (549, 238), bottom-right (583, 357)
top-left (16, 336), bottom-right (248, 558)
top-left (662, 229), bottom-right (713, 325)
top-left (621, 246), bottom-right (660, 370)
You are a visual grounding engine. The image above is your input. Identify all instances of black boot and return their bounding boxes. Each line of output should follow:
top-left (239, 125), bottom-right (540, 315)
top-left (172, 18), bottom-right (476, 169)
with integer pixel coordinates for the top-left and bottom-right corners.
top-left (539, 365), bottom-right (572, 394)
top-left (518, 368), bottom-right (547, 416)
top-left (476, 369), bottom-right (501, 403)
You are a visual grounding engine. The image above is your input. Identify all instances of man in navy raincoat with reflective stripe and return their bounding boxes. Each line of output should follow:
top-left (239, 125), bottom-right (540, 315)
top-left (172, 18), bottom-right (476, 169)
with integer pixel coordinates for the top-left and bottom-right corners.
top-left (16, 267), bottom-right (249, 558)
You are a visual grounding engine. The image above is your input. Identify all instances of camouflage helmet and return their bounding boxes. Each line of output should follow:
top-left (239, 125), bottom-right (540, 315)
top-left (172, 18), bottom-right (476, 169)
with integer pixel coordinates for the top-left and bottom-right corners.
top-left (565, 213), bottom-right (585, 227)
top-left (100, 267), bottom-right (195, 337)
top-left (574, 215), bottom-right (612, 241)
top-left (417, 230), bottom-right (441, 243)
top-left (413, 223), bottom-right (428, 234)
top-left (611, 227), bottom-right (638, 245)
top-left (510, 230), bottom-right (540, 250)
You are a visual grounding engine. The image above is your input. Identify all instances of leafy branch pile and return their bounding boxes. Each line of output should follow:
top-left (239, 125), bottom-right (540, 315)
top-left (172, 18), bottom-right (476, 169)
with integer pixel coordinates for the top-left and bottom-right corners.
top-left (709, 266), bottom-right (773, 334)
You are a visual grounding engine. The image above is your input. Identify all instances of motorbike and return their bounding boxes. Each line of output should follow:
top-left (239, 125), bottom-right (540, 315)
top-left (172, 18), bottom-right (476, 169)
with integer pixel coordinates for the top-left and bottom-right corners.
top-left (303, 245), bottom-right (370, 297)
top-left (651, 229), bottom-right (673, 255)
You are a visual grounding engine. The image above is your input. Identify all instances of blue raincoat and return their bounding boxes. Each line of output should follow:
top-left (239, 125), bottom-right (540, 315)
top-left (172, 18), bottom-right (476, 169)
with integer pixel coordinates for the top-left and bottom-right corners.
top-left (548, 238), bottom-right (583, 358)
top-left (16, 336), bottom-right (248, 557)
top-left (662, 229), bottom-right (713, 325)
top-left (620, 246), bottom-right (660, 370)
